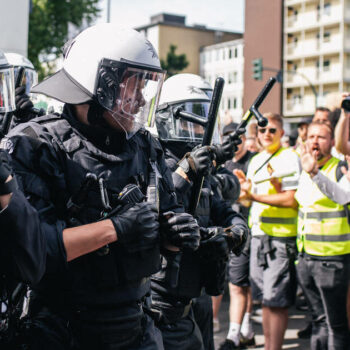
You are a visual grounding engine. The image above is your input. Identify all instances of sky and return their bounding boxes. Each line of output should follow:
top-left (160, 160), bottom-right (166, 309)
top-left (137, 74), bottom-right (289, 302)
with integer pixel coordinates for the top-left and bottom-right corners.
top-left (97, 0), bottom-right (245, 33)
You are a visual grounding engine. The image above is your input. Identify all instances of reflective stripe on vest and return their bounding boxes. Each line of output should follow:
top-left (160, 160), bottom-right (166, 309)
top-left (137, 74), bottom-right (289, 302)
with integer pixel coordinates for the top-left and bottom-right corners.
top-left (295, 157), bottom-right (350, 256)
top-left (248, 148), bottom-right (298, 238)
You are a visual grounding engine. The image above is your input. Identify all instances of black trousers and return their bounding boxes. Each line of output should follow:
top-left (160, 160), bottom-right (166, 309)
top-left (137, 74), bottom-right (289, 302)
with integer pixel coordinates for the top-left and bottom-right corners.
top-left (23, 310), bottom-right (163, 350)
top-left (157, 308), bottom-right (204, 350)
top-left (192, 294), bottom-right (214, 350)
top-left (296, 255), bottom-right (350, 350)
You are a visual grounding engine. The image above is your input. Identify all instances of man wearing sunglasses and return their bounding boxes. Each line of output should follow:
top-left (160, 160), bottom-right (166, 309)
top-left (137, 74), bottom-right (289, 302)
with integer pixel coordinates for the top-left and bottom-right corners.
top-left (236, 113), bottom-right (300, 350)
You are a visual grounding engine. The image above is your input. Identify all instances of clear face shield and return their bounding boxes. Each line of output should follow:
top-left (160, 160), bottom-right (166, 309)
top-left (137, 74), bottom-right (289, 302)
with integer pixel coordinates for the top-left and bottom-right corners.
top-left (96, 59), bottom-right (165, 139)
top-left (13, 67), bottom-right (38, 94)
top-left (0, 66), bottom-right (15, 113)
top-left (156, 101), bottom-right (221, 144)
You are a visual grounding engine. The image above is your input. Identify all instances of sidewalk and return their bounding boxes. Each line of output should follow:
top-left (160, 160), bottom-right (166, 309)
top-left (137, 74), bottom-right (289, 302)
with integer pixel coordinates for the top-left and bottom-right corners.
top-left (214, 293), bottom-right (311, 350)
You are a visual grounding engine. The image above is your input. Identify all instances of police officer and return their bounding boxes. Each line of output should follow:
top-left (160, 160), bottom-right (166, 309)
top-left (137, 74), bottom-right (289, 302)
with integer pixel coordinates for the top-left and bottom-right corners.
top-left (4, 52), bottom-right (45, 125)
top-left (1, 24), bottom-right (200, 349)
top-left (296, 121), bottom-right (350, 349)
top-left (151, 73), bottom-right (248, 350)
top-left (0, 50), bottom-right (46, 349)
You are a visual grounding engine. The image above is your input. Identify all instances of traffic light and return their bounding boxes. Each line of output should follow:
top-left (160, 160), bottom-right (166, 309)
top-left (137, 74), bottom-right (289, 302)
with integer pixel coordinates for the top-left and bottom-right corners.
top-left (252, 58), bottom-right (263, 80)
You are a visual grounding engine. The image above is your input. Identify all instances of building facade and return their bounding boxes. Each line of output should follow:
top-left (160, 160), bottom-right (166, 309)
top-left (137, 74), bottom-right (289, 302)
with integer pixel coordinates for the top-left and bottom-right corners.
top-left (136, 13), bottom-right (242, 75)
top-left (243, 0), bottom-right (283, 115)
top-left (200, 39), bottom-right (244, 123)
top-left (284, 0), bottom-right (350, 117)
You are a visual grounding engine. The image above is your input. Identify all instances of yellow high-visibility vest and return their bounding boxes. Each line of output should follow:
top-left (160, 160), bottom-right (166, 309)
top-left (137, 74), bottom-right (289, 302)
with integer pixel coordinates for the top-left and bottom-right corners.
top-left (295, 157), bottom-right (350, 256)
top-left (248, 148), bottom-right (298, 238)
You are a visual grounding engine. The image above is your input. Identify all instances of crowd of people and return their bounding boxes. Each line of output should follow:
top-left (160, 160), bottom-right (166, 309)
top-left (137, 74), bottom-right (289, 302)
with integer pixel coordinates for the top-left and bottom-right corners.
top-left (0, 22), bottom-right (349, 350)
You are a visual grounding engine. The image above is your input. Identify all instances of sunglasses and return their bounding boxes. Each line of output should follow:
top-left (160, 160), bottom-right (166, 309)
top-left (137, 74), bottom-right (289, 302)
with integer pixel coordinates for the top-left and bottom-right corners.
top-left (258, 127), bottom-right (277, 134)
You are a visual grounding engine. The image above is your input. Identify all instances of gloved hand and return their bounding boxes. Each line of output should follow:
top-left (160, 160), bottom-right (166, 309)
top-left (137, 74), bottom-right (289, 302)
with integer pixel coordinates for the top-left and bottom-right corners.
top-left (178, 146), bottom-right (213, 182)
top-left (14, 86), bottom-right (34, 120)
top-left (211, 128), bottom-right (246, 166)
top-left (200, 227), bottom-right (230, 260)
top-left (111, 202), bottom-right (159, 248)
top-left (0, 151), bottom-right (11, 184)
top-left (160, 211), bottom-right (200, 251)
top-left (223, 225), bottom-right (247, 256)
top-left (211, 135), bottom-right (237, 166)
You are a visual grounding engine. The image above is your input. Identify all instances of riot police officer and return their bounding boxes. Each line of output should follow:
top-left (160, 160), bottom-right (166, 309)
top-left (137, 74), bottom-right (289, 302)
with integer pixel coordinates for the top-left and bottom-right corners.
top-left (151, 74), bottom-right (248, 350)
top-left (1, 24), bottom-right (200, 349)
top-left (0, 50), bottom-right (46, 349)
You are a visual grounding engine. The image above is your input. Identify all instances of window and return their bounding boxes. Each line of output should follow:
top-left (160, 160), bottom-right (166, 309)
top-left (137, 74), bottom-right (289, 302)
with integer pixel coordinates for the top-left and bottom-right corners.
top-left (234, 48), bottom-right (238, 58)
top-left (227, 98), bottom-right (231, 109)
top-left (233, 98), bottom-right (237, 109)
top-left (233, 72), bottom-right (238, 83)
top-left (323, 31), bottom-right (331, 42)
top-left (228, 72), bottom-right (233, 84)
top-left (323, 60), bottom-right (331, 71)
top-left (229, 49), bottom-right (232, 59)
top-left (324, 3), bottom-right (331, 16)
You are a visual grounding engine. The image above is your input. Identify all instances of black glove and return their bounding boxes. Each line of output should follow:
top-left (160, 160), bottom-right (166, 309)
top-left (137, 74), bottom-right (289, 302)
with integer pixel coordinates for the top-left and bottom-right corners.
top-left (160, 211), bottom-right (200, 251)
top-left (215, 173), bottom-right (240, 202)
top-left (223, 225), bottom-right (247, 256)
top-left (0, 151), bottom-right (16, 195)
top-left (111, 202), bottom-right (159, 248)
top-left (178, 146), bottom-right (213, 181)
top-left (14, 86), bottom-right (34, 120)
top-left (0, 151), bottom-right (11, 184)
top-left (199, 227), bottom-right (230, 260)
top-left (211, 135), bottom-right (237, 166)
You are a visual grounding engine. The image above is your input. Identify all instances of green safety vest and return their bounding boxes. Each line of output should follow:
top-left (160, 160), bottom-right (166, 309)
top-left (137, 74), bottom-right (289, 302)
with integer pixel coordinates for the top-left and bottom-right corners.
top-left (248, 147), bottom-right (298, 238)
top-left (295, 157), bottom-right (350, 256)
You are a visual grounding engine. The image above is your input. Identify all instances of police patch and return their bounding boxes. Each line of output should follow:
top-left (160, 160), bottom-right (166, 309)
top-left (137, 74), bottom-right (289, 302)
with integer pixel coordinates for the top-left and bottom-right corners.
top-left (0, 138), bottom-right (14, 154)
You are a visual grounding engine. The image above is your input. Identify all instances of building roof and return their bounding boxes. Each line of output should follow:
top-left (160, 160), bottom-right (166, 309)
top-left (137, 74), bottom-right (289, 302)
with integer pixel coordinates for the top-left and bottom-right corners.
top-left (135, 12), bottom-right (242, 36)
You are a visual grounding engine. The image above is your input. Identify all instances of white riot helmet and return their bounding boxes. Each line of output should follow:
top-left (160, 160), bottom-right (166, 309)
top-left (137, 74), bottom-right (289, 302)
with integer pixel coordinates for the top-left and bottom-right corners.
top-left (0, 50), bottom-right (15, 113)
top-left (156, 73), bottom-right (218, 144)
top-left (4, 52), bottom-right (38, 95)
top-left (32, 23), bottom-right (165, 139)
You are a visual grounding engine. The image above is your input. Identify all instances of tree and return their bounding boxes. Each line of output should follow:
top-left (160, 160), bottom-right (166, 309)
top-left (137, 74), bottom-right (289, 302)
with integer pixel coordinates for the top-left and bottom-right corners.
top-left (28, 0), bottom-right (100, 80)
top-left (160, 44), bottom-right (189, 77)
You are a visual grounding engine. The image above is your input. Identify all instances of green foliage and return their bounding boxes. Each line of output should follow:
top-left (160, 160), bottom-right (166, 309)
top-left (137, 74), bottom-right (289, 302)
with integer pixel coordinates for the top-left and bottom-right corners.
top-left (28, 0), bottom-right (100, 80)
top-left (160, 44), bottom-right (189, 77)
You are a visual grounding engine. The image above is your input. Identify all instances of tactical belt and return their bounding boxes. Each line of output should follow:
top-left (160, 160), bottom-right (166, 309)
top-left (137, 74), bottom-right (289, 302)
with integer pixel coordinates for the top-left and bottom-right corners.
top-left (149, 299), bottom-right (192, 325)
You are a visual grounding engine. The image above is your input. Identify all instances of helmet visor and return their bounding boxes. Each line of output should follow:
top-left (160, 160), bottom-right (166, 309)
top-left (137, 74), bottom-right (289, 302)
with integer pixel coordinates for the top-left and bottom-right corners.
top-left (156, 101), bottom-right (220, 144)
top-left (0, 67), bottom-right (15, 113)
top-left (96, 59), bottom-right (165, 139)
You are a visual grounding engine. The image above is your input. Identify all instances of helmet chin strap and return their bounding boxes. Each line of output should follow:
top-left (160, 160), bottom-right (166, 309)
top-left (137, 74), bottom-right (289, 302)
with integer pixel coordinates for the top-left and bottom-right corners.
top-left (87, 101), bottom-right (105, 126)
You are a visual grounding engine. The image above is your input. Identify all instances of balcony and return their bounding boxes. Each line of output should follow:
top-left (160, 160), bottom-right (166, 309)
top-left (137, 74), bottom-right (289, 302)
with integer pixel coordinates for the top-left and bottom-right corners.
top-left (319, 64), bottom-right (342, 82)
top-left (320, 34), bottom-right (342, 53)
top-left (284, 96), bottom-right (316, 116)
top-left (320, 4), bottom-right (342, 25)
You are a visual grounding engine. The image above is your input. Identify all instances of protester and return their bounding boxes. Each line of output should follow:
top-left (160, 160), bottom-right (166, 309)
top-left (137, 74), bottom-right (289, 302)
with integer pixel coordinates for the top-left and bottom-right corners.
top-left (236, 112), bottom-right (300, 350)
top-left (296, 121), bottom-right (350, 349)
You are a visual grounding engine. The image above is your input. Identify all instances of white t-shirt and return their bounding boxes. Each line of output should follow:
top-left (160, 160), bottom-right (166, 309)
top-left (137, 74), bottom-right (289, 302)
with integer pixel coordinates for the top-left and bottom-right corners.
top-left (247, 147), bottom-right (301, 236)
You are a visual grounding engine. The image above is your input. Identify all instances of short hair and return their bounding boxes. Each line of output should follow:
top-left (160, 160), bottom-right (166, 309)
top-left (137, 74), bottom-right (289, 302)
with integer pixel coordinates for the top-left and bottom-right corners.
top-left (315, 107), bottom-right (331, 115)
top-left (308, 121), bottom-right (334, 139)
top-left (263, 112), bottom-right (283, 129)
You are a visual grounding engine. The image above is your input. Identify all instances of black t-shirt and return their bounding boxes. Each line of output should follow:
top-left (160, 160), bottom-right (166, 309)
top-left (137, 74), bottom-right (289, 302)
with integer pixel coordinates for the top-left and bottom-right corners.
top-left (225, 151), bottom-right (256, 175)
top-left (224, 151), bottom-right (256, 219)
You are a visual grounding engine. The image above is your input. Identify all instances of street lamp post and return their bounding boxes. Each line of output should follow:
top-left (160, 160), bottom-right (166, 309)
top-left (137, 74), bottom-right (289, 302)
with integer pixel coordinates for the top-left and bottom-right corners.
top-left (107, 0), bottom-right (111, 23)
top-left (262, 66), bottom-right (318, 110)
